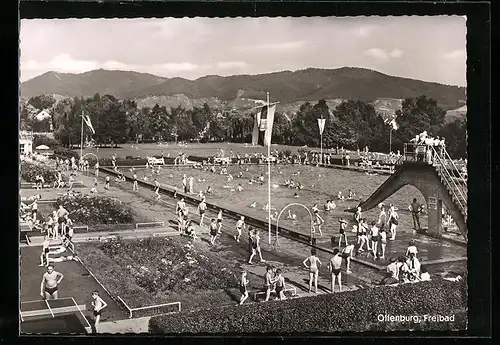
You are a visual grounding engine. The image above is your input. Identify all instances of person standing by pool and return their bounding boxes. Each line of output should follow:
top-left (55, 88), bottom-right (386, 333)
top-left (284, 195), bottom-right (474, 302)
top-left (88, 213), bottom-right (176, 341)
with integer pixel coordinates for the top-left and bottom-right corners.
top-left (341, 244), bottom-right (354, 273)
top-left (154, 178), bottom-right (161, 200)
top-left (94, 162), bottom-right (99, 177)
top-left (182, 174), bottom-right (188, 193)
top-left (388, 208), bottom-right (399, 240)
top-left (239, 270), bottom-right (249, 305)
top-left (273, 269), bottom-right (287, 300)
top-left (235, 216), bottom-right (246, 242)
top-left (248, 230), bottom-right (265, 264)
top-left (39, 235), bottom-right (50, 266)
top-left (40, 265), bottom-right (63, 300)
top-left (338, 218), bottom-right (349, 247)
top-left (312, 204), bottom-right (324, 236)
top-left (104, 175), bottom-right (110, 190)
top-left (197, 198), bottom-right (207, 227)
top-left (379, 228), bottom-right (387, 259)
top-left (217, 210), bottom-right (223, 233)
top-left (329, 248), bottom-right (343, 292)
top-left (209, 219), bottom-right (218, 246)
top-left (370, 221), bottom-right (380, 258)
top-left (132, 173), bottom-right (139, 191)
top-left (377, 203), bottom-right (387, 231)
top-left (56, 204), bottom-right (69, 237)
top-left (188, 175), bottom-right (194, 194)
top-left (91, 291), bottom-right (108, 333)
top-left (409, 198), bottom-right (422, 230)
top-left (303, 248), bottom-right (321, 293)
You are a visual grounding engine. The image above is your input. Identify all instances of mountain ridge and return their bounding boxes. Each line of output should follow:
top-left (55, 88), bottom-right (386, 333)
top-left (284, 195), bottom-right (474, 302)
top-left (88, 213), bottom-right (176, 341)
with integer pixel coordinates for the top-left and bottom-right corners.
top-left (21, 67), bottom-right (466, 110)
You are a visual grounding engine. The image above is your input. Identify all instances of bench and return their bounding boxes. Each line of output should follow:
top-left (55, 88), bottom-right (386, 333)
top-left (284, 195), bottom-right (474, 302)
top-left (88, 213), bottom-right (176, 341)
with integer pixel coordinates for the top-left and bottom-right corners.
top-left (253, 286), bottom-right (297, 301)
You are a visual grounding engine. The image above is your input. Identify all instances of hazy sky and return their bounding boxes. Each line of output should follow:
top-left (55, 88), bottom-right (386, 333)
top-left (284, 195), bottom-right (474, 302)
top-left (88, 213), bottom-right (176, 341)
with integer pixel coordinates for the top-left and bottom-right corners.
top-left (20, 16), bottom-right (466, 86)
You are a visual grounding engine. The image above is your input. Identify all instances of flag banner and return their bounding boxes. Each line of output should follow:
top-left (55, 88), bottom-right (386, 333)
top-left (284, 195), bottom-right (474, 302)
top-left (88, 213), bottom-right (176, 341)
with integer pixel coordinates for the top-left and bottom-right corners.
top-left (390, 119), bottom-right (398, 131)
top-left (263, 104), bottom-right (277, 147)
top-left (82, 115), bottom-right (96, 134)
top-left (317, 118), bottom-right (326, 136)
top-left (258, 105), bottom-right (269, 131)
top-left (252, 111), bottom-right (261, 145)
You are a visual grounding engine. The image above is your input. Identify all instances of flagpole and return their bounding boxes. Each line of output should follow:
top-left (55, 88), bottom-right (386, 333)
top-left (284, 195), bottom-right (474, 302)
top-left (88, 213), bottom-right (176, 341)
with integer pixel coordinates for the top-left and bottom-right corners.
top-left (320, 115), bottom-right (323, 165)
top-left (389, 128), bottom-right (393, 153)
top-left (267, 91), bottom-right (272, 245)
top-left (80, 111), bottom-right (84, 159)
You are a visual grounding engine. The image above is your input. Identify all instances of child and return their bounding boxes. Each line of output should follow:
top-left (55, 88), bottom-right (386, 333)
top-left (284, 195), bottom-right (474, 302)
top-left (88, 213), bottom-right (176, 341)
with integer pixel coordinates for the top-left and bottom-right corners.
top-left (303, 248), bottom-right (322, 293)
top-left (217, 210), bottom-right (223, 233)
top-left (235, 216), bottom-right (245, 242)
top-left (379, 228), bottom-right (387, 260)
top-left (39, 235), bottom-right (50, 266)
top-left (105, 175), bottom-right (110, 190)
top-left (197, 198), bottom-right (207, 227)
top-left (273, 269), bottom-right (287, 300)
top-left (209, 219), bottom-right (218, 246)
top-left (154, 178), bottom-right (161, 200)
top-left (341, 244), bottom-right (355, 274)
top-left (185, 220), bottom-right (197, 240)
top-left (239, 270), bottom-right (249, 305)
top-left (91, 291), bottom-right (107, 333)
top-left (338, 218), bottom-right (348, 247)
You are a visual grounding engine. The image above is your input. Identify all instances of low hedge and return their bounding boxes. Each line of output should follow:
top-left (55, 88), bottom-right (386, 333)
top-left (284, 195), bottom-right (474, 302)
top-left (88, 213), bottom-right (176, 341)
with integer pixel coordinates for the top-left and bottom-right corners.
top-left (149, 279), bottom-right (467, 333)
top-left (20, 161), bottom-right (57, 183)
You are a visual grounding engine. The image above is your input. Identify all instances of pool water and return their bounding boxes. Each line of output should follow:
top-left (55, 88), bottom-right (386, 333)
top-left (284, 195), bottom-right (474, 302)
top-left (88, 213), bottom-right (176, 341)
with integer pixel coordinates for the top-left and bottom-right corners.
top-left (123, 163), bottom-right (428, 237)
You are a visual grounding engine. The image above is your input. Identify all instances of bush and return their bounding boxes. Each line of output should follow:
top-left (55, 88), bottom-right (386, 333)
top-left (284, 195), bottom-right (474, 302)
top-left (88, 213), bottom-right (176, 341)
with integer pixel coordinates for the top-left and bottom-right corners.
top-left (149, 279), bottom-right (467, 333)
top-left (20, 161), bottom-right (57, 183)
top-left (54, 147), bottom-right (79, 159)
top-left (33, 135), bottom-right (60, 149)
top-left (53, 195), bottom-right (134, 225)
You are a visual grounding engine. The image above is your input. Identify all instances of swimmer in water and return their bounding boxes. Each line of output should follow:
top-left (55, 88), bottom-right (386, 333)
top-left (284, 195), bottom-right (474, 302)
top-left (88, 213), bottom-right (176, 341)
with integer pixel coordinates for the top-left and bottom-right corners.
top-left (249, 201), bottom-right (257, 208)
top-left (287, 210), bottom-right (296, 220)
top-left (294, 193), bottom-right (299, 198)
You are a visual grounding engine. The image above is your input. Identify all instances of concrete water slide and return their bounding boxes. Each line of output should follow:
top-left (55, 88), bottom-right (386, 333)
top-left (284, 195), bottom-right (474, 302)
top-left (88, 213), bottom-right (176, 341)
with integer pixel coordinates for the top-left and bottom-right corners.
top-left (347, 161), bottom-right (467, 241)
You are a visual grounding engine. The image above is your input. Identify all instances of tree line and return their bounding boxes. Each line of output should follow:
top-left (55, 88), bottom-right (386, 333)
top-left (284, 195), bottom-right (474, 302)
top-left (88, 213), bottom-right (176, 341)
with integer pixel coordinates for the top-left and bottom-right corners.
top-left (19, 93), bottom-right (467, 158)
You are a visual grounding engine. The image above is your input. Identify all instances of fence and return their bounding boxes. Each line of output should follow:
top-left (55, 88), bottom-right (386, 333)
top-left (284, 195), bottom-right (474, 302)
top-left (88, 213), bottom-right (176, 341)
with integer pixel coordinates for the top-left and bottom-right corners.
top-left (117, 296), bottom-right (181, 319)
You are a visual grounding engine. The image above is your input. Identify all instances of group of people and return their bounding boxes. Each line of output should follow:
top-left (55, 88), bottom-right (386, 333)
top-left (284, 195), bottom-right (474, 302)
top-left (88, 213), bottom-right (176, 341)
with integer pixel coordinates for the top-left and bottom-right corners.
top-left (303, 246), bottom-right (354, 293)
top-left (379, 239), bottom-right (430, 285)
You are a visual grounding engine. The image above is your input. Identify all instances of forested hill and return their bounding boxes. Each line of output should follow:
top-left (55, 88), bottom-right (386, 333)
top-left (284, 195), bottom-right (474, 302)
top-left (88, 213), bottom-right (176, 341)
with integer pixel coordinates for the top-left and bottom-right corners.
top-left (21, 67), bottom-right (465, 110)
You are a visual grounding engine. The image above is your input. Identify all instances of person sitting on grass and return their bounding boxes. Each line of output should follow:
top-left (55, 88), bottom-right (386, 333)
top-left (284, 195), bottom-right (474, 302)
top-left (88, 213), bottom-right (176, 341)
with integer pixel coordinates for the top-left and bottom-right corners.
top-left (378, 257), bottom-right (402, 285)
top-left (239, 270), bottom-right (249, 305)
top-left (418, 266), bottom-right (431, 281)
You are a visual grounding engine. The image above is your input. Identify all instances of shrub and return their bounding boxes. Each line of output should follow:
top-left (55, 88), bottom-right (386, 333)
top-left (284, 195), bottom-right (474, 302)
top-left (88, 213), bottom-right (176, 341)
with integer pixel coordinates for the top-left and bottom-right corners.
top-left (33, 135), bottom-right (60, 149)
top-left (53, 195), bottom-right (134, 225)
top-left (20, 161), bottom-right (57, 183)
top-left (148, 279), bottom-right (467, 333)
top-left (53, 147), bottom-right (79, 159)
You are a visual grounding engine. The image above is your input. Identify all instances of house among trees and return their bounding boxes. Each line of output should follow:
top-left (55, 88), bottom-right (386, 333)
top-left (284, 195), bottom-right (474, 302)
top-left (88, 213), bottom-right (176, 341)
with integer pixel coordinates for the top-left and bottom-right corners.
top-left (34, 110), bottom-right (54, 131)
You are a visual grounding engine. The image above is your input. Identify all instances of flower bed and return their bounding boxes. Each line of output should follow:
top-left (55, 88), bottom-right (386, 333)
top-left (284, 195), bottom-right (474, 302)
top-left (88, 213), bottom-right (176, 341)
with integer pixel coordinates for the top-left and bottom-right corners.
top-left (76, 236), bottom-right (262, 313)
top-left (148, 279), bottom-right (467, 333)
top-left (20, 161), bottom-right (57, 183)
top-left (53, 195), bottom-right (134, 225)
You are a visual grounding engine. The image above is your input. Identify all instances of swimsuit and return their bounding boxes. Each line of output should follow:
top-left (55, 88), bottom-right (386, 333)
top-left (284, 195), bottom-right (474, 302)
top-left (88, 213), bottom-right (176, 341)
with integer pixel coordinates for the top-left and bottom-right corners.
top-left (93, 310), bottom-right (102, 317)
top-left (331, 268), bottom-right (341, 276)
top-left (44, 286), bottom-right (58, 295)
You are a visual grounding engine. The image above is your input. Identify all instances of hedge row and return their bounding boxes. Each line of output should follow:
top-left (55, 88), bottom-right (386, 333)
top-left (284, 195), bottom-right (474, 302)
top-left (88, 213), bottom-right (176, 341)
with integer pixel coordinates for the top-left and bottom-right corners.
top-left (149, 279), bottom-right (467, 333)
top-left (20, 161), bottom-right (57, 183)
top-left (53, 147), bottom-right (80, 160)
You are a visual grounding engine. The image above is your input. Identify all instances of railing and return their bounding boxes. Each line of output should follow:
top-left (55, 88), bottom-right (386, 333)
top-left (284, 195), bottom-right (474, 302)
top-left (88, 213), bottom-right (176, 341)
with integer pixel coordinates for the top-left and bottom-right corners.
top-left (429, 146), bottom-right (467, 218)
top-left (117, 296), bottom-right (181, 319)
top-left (402, 143), bottom-right (467, 218)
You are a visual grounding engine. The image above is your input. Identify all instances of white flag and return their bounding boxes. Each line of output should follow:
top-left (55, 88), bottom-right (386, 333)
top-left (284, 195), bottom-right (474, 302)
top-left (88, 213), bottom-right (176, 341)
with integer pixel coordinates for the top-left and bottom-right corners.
top-left (389, 119), bottom-right (398, 131)
top-left (317, 118), bottom-right (326, 135)
top-left (82, 114), bottom-right (96, 134)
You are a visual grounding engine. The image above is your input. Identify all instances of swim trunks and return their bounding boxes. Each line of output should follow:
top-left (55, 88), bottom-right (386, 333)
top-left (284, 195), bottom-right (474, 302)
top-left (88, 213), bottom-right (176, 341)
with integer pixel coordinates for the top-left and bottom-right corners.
top-left (44, 286), bottom-right (58, 295)
top-left (332, 268), bottom-right (341, 276)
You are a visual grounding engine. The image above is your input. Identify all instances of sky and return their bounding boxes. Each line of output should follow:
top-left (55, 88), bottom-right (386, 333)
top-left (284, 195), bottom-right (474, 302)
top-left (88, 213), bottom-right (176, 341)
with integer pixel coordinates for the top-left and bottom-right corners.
top-left (20, 16), bottom-right (466, 86)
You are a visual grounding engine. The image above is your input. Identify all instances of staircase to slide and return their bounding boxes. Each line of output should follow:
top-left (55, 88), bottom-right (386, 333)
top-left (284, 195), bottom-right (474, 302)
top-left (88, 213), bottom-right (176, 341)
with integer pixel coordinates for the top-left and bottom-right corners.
top-left (348, 143), bottom-right (467, 240)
